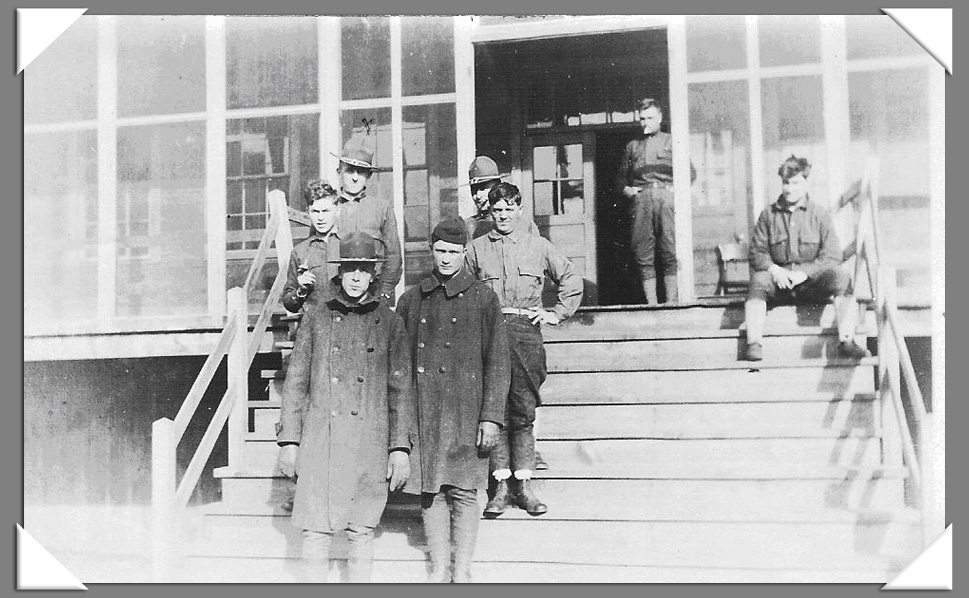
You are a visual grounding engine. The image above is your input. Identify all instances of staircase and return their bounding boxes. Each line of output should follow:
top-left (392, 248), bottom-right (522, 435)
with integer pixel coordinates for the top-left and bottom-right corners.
top-left (174, 300), bottom-right (923, 583)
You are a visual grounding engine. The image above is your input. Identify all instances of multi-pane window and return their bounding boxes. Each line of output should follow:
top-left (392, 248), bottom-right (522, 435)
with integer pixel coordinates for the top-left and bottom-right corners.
top-left (532, 144), bottom-right (584, 216)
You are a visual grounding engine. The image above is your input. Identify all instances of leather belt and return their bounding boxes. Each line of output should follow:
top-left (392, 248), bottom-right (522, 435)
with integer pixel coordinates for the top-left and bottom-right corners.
top-left (501, 307), bottom-right (536, 316)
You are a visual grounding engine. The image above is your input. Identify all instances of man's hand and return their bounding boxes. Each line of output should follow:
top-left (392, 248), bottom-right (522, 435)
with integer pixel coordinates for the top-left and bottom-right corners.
top-left (476, 421), bottom-right (499, 452)
top-left (278, 445), bottom-right (298, 478)
top-left (296, 271), bottom-right (316, 290)
top-left (789, 270), bottom-right (808, 287)
top-left (768, 264), bottom-right (795, 290)
top-left (386, 450), bottom-right (410, 491)
top-left (622, 185), bottom-right (642, 199)
top-left (528, 308), bottom-right (560, 326)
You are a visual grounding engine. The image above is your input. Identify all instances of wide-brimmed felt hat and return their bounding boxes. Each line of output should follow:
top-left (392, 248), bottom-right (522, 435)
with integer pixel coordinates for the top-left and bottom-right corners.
top-left (327, 232), bottom-right (387, 263)
top-left (331, 134), bottom-right (383, 171)
top-left (461, 156), bottom-right (509, 187)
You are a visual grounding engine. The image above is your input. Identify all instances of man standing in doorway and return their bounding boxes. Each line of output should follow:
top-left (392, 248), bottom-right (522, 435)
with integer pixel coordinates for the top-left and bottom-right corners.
top-left (743, 155), bottom-right (871, 362)
top-left (466, 183), bottom-right (583, 517)
top-left (397, 216), bottom-right (510, 583)
top-left (616, 98), bottom-right (695, 304)
top-left (334, 135), bottom-right (403, 306)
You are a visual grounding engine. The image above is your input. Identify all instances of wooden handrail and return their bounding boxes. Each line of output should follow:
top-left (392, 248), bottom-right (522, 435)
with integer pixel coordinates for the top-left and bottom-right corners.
top-left (154, 189), bottom-right (298, 511)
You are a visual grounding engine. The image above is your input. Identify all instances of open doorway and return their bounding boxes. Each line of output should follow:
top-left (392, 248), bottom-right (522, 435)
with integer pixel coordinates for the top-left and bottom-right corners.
top-left (474, 29), bottom-right (669, 306)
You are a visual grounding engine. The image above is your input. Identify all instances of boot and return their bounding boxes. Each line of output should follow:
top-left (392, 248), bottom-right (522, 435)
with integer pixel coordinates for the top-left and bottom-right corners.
top-left (663, 274), bottom-right (679, 304)
top-left (345, 525), bottom-right (374, 583)
top-left (483, 480), bottom-right (513, 518)
top-left (450, 489), bottom-right (480, 583)
top-left (642, 277), bottom-right (659, 305)
top-left (513, 479), bottom-right (548, 516)
top-left (421, 494), bottom-right (451, 583)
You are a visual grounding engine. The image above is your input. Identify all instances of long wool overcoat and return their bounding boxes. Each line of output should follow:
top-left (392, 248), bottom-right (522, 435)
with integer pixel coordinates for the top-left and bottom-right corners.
top-left (396, 268), bottom-right (510, 494)
top-left (277, 289), bottom-right (417, 532)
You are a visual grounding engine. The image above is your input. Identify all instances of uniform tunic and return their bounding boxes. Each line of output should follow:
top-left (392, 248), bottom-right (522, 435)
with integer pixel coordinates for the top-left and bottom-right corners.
top-left (277, 287), bottom-right (417, 532)
top-left (280, 231), bottom-right (341, 314)
top-left (337, 190), bottom-right (403, 298)
top-left (396, 268), bottom-right (509, 494)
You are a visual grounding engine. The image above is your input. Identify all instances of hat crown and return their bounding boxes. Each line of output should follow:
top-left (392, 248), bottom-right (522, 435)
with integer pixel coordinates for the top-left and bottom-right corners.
top-left (468, 156), bottom-right (501, 182)
top-left (340, 135), bottom-right (376, 169)
top-left (338, 232), bottom-right (381, 261)
top-left (431, 216), bottom-right (469, 246)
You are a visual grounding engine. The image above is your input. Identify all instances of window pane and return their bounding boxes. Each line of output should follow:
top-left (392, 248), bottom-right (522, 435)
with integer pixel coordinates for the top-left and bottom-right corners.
top-left (402, 17), bottom-right (455, 96)
top-left (758, 16), bottom-right (821, 67)
top-left (686, 15), bottom-right (746, 72)
top-left (405, 170), bottom-right (429, 206)
top-left (342, 17), bottom-right (391, 100)
top-left (341, 107), bottom-right (395, 202)
top-left (116, 122), bottom-right (207, 317)
top-left (846, 15), bottom-right (926, 61)
top-left (561, 180), bottom-right (584, 216)
top-left (24, 131), bottom-right (99, 331)
top-left (534, 146), bottom-right (556, 180)
top-left (117, 16), bottom-right (205, 117)
top-left (24, 16), bottom-right (97, 124)
top-left (402, 104), bottom-right (459, 239)
top-left (559, 144), bottom-right (583, 179)
top-left (761, 76), bottom-right (828, 207)
top-left (533, 182), bottom-right (554, 216)
top-left (848, 68), bottom-right (931, 303)
top-left (404, 205), bottom-right (430, 243)
top-left (226, 16), bottom-right (318, 109)
top-left (689, 80), bottom-right (753, 297)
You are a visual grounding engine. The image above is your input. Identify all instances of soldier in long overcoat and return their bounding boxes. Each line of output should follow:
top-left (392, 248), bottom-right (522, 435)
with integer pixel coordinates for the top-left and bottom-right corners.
top-left (276, 232), bottom-right (417, 583)
top-left (396, 216), bottom-right (510, 583)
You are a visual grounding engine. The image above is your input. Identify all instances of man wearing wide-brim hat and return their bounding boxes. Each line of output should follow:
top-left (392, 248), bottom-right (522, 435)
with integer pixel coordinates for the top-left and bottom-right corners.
top-left (332, 134), bottom-right (403, 306)
top-left (277, 231), bottom-right (417, 583)
top-left (461, 155), bottom-right (538, 240)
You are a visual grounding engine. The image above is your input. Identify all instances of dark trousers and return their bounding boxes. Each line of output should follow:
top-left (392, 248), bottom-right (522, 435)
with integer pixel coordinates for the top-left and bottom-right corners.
top-left (747, 265), bottom-right (849, 303)
top-left (630, 186), bottom-right (677, 280)
top-left (490, 315), bottom-right (547, 473)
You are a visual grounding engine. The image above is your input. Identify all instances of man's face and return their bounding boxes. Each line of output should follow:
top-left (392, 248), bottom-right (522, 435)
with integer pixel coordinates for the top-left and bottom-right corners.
top-left (639, 105), bottom-right (663, 135)
top-left (491, 199), bottom-right (521, 235)
top-left (308, 198), bottom-right (337, 235)
top-left (432, 239), bottom-right (466, 277)
top-left (339, 264), bottom-right (375, 298)
top-left (339, 163), bottom-right (372, 196)
top-left (781, 173), bottom-right (809, 204)
top-left (471, 180), bottom-right (497, 213)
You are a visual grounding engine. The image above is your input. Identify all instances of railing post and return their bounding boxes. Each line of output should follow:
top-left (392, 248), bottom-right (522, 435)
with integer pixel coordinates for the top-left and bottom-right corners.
top-left (269, 190), bottom-right (293, 265)
top-left (876, 265), bottom-right (903, 469)
top-left (151, 417), bottom-right (176, 582)
top-left (228, 287), bottom-right (248, 471)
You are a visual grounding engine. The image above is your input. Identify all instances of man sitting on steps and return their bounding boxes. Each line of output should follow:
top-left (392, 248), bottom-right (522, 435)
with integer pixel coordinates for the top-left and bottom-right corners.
top-left (743, 155), bottom-right (871, 362)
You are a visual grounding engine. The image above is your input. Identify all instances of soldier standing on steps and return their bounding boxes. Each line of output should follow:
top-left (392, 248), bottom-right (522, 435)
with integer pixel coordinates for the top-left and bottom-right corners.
top-left (280, 180), bottom-right (342, 315)
top-left (276, 232), bottom-right (417, 583)
top-left (466, 183), bottom-right (583, 518)
top-left (743, 155), bottom-right (871, 362)
top-left (615, 98), bottom-right (695, 305)
top-left (396, 216), bottom-right (510, 583)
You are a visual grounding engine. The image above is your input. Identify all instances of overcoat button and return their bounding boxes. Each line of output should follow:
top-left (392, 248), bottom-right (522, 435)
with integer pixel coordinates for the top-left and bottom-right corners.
top-left (351, 410), bottom-right (358, 416)
top-left (331, 410), bottom-right (337, 417)
top-left (357, 376), bottom-right (364, 382)
top-left (451, 317), bottom-right (457, 323)
top-left (367, 347), bottom-right (375, 352)
top-left (439, 366), bottom-right (446, 373)
top-left (331, 377), bottom-right (339, 383)
top-left (334, 316), bottom-right (342, 322)
top-left (418, 342), bottom-right (425, 349)
top-left (444, 341), bottom-right (451, 348)
top-left (458, 292), bottom-right (464, 298)
top-left (417, 366), bottom-right (425, 374)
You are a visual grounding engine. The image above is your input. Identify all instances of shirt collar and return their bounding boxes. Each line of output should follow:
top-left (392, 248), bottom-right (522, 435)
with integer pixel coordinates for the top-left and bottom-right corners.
top-left (309, 226), bottom-right (340, 242)
top-left (487, 225), bottom-right (521, 243)
top-left (338, 188), bottom-right (367, 203)
top-left (420, 267), bottom-right (475, 298)
top-left (327, 280), bottom-right (380, 311)
top-left (772, 194), bottom-right (809, 212)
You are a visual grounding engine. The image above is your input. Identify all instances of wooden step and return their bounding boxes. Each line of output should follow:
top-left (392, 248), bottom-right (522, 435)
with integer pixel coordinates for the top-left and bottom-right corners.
top-left (542, 367), bottom-right (875, 404)
top-left (239, 437), bottom-right (886, 478)
top-left (176, 554), bottom-right (904, 583)
top-left (212, 475), bottom-right (907, 523)
top-left (247, 396), bottom-right (881, 441)
top-left (545, 304), bottom-right (875, 342)
top-left (545, 336), bottom-right (873, 371)
top-left (188, 513), bottom-right (922, 571)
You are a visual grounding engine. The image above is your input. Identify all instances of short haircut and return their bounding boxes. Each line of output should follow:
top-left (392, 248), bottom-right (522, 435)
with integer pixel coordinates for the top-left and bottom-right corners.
top-left (488, 182), bottom-right (522, 206)
top-left (639, 98), bottom-right (664, 114)
top-left (303, 179), bottom-right (338, 204)
top-left (777, 155), bottom-right (812, 181)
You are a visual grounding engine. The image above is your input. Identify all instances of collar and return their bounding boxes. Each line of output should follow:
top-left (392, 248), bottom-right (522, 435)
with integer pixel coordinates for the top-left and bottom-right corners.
top-left (327, 281), bottom-right (380, 312)
top-left (420, 267), bottom-right (475, 298)
top-left (309, 227), bottom-right (341, 242)
top-left (772, 194), bottom-right (809, 213)
top-left (338, 189), bottom-right (367, 203)
top-left (487, 225), bottom-right (521, 243)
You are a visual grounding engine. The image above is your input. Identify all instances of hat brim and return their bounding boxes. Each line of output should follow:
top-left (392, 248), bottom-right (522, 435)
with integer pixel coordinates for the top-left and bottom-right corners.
top-left (460, 173), bottom-right (510, 187)
top-left (330, 152), bottom-right (390, 172)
